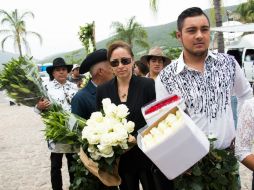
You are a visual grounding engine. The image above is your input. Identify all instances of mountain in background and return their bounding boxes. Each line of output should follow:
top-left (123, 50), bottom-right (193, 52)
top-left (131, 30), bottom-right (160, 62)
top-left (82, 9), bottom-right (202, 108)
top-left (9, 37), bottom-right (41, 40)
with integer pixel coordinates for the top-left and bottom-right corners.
top-left (0, 51), bottom-right (19, 71)
top-left (1, 5), bottom-right (237, 66)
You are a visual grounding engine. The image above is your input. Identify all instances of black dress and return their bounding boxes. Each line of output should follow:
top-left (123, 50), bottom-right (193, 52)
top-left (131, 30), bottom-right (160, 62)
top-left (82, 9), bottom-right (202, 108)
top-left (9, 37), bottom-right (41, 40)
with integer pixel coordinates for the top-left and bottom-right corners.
top-left (96, 75), bottom-right (156, 190)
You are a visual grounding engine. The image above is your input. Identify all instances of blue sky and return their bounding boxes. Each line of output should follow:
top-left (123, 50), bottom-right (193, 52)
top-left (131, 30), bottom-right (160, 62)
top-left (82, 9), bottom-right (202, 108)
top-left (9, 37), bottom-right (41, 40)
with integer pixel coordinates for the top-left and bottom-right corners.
top-left (1, 0), bottom-right (247, 59)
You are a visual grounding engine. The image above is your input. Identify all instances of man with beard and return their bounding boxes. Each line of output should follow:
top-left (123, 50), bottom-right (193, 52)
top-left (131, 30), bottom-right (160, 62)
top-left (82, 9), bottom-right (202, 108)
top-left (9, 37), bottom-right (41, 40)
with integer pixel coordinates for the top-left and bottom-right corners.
top-left (155, 7), bottom-right (252, 189)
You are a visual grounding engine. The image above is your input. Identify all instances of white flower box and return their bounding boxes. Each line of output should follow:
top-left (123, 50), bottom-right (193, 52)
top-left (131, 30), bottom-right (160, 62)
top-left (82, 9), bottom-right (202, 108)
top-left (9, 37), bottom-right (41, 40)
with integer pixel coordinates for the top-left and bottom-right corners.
top-left (138, 105), bottom-right (210, 180)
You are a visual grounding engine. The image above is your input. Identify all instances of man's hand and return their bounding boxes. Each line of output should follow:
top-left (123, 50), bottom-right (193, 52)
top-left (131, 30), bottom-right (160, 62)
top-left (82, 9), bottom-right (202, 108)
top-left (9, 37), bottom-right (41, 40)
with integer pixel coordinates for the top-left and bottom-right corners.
top-left (36, 98), bottom-right (51, 111)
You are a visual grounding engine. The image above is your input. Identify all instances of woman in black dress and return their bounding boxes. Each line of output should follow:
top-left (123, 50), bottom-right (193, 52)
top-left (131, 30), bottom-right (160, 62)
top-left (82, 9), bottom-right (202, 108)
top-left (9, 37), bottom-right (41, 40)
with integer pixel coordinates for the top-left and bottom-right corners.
top-left (96, 40), bottom-right (156, 190)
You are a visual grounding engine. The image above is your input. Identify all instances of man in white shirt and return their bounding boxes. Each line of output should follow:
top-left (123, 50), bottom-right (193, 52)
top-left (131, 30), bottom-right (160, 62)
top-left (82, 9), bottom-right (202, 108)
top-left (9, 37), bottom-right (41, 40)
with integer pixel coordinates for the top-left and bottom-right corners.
top-left (155, 7), bottom-right (252, 189)
top-left (36, 57), bottom-right (78, 190)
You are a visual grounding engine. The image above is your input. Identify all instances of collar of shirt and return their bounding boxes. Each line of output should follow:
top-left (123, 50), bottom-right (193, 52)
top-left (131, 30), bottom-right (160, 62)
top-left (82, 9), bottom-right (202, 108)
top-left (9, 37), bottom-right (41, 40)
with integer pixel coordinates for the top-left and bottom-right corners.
top-left (176, 50), bottom-right (218, 74)
top-left (91, 79), bottom-right (97, 87)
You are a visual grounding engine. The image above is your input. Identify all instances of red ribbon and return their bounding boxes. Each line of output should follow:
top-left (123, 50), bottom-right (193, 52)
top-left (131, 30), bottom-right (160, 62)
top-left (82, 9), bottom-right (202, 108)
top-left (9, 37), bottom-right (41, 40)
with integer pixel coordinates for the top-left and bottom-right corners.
top-left (145, 95), bottom-right (180, 115)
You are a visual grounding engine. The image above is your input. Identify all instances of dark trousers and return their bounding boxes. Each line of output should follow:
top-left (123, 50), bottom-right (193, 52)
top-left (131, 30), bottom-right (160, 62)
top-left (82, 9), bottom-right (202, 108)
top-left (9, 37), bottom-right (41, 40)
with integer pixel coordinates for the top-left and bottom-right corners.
top-left (119, 169), bottom-right (155, 190)
top-left (252, 172), bottom-right (254, 190)
top-left (151, 164), bottom-right (174, 190)
top-left (50, 152), bottom-right (75, 190)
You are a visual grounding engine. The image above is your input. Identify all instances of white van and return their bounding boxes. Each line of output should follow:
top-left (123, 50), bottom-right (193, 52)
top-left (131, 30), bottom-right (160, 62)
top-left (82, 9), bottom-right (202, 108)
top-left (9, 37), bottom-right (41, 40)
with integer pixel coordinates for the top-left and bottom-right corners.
top-left (225, 34), bottom-right (254, 85)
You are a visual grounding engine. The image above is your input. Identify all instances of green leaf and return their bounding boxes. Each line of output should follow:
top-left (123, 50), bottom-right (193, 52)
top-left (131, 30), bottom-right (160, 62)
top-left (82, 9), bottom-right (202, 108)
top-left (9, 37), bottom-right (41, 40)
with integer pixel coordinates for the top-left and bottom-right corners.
top-left (192, 166), bottom-right (202, 176)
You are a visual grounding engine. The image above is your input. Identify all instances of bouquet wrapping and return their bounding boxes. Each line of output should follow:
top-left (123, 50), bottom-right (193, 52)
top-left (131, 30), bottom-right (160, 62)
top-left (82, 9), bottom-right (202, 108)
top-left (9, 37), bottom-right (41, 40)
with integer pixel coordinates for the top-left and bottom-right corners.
top-left (0, 57), bottom-right (47, 106)
top-left (137, 95), bottom-right (210, 179)
top-left (0, 57), bottom-right (85, 148)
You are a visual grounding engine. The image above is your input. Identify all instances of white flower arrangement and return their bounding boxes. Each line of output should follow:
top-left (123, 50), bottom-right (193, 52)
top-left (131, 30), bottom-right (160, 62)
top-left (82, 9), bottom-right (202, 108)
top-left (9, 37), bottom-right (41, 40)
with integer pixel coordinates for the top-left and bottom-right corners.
top-left (80, 72), bottom-right (92, 88)
top-left (80, 98), bottom-right (135, 186)
top-left (142, 110), bottom-right (184, 150)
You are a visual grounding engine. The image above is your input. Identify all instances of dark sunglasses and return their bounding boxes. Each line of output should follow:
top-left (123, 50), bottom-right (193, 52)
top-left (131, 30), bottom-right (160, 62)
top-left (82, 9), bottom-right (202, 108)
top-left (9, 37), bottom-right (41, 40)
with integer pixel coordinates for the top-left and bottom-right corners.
top-left (110, 58), bottom-right (132, 67)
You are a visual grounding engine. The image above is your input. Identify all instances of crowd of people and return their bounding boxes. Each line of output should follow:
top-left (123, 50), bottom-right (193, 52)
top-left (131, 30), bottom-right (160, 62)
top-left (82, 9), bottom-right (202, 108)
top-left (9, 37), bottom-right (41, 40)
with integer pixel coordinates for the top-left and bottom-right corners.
top-left (34, 6), bottom-right (254, 190)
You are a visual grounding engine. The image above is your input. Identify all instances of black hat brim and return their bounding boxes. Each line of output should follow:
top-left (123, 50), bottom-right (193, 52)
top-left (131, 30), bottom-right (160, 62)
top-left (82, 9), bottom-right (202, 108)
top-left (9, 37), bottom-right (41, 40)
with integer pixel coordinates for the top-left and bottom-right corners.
top-left (79, 49), bottom-right (107, 74)
top-left (46, 65), bottom-right (73, 76)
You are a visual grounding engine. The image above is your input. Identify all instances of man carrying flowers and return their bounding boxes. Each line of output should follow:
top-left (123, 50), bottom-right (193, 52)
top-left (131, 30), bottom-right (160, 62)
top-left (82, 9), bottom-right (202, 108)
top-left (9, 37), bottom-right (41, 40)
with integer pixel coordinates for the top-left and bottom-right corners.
top-left (155, 7), bottom-right (253, 189)
top-left (35, 57), bottom-right (78, 190)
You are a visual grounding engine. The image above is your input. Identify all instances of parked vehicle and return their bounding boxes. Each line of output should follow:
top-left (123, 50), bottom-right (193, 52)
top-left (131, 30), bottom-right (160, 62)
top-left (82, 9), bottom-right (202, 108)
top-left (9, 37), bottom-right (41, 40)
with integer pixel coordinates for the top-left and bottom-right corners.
top-left (38, 63), bottom-right (52, 84)
top-left (225, 34), bottom-right (254, 85)
top-left (211, 23), bottom-right (254, 85)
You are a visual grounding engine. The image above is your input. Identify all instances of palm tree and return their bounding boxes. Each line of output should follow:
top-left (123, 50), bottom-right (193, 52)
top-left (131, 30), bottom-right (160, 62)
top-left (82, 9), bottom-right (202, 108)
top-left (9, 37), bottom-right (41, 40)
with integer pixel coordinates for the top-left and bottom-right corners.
top-left (109, 16), bottom-right (149, 49)
top-left (213, 0), bottom-right (225, 53)
top-left (235, 0), bottom-right (254, 23)
top-left (0, 9), bottom-right (42, 57)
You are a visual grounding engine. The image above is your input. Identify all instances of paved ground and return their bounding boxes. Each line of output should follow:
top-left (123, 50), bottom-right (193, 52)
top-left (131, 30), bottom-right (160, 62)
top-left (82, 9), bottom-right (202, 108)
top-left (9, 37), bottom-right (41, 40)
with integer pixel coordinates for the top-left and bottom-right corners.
top-left (0, 90), bottom-right (252, 190)
top-left (0, 91), bottom-right (69, 190)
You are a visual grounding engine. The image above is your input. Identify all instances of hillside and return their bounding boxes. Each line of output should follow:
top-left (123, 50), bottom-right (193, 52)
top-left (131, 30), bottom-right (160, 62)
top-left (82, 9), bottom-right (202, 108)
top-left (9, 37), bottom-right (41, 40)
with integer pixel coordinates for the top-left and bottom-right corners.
top-left (0, 51), bottom-right (19, 71)
top-left (38, 5), bottom-right (238, 64)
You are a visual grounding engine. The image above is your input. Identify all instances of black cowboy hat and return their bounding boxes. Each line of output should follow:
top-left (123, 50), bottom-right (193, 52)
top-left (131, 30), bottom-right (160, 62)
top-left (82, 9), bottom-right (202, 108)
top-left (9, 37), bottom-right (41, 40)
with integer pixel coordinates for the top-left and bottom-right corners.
top-left (79, 49), bottom-right (107, 74)
top-left (46, 57), bottom-right (73, 76)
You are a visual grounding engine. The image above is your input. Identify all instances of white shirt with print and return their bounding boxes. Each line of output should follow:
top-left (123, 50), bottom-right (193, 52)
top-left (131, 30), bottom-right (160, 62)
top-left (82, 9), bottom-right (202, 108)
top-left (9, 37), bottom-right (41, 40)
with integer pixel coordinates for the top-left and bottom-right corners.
top-left (156, 51), bottom-right (252, 149)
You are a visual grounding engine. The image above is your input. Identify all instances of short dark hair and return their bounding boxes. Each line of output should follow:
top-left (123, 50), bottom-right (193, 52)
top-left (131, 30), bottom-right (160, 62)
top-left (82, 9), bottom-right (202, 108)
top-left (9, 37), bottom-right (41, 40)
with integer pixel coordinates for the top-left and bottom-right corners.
top-left (177, 7), bottom-right (210, 31)
top-left (135, 60), bottom-right (149, 75)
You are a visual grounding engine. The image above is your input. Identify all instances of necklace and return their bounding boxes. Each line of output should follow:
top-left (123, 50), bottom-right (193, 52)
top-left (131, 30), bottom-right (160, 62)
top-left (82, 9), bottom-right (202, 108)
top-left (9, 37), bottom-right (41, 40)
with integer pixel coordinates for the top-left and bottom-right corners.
top-left (121, 93), bottom-right (127, 98)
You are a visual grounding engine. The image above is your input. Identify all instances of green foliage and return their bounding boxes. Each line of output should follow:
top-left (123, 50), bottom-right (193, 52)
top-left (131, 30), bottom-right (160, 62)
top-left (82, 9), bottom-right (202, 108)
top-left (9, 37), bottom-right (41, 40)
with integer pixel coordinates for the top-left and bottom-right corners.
top-left (0, 57), bottom-right (46, 106)
top-left (79, 22), bottom-right (96, 54)
top-left (70, 154), bottom-right (102, 190)
top-left (64, 50), bottom-right (83, 65)
top-left (41, 110), bottom-right (86, 148)
top-left (235, 0), bottom-right (254, 23)
top-left (174, 139), bottom-right (239, 190)
top-left (108, 16), bottom-right (149, 49)
top-left (164, 47), bottom-right (182, 60)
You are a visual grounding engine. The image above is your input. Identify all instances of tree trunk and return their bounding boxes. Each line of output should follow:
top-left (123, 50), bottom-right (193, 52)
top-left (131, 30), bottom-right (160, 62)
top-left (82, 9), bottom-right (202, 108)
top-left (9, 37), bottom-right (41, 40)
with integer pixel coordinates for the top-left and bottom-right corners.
top-left (213, 0), bottom-right (225, 53)
top-left (16, 32), bottom-right (23, 57)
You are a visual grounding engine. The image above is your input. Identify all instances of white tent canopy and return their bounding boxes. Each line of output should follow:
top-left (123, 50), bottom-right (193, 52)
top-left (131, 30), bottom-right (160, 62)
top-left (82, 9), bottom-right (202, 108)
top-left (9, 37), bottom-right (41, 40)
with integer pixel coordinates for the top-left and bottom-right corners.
top-left (226, 34), bottom-right (254, 48)
top-left (211, 23), bottom-right (254, 32)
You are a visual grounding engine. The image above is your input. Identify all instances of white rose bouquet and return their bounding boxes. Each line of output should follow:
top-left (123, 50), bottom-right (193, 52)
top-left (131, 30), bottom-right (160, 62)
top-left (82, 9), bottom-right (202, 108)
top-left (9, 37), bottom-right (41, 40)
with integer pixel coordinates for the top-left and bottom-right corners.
top-left (79, 98), bottom-right (135, 186)
top-left (138, 100), bottom-right (209, 180)
top-left (142, 110), bottom-right (184, 150)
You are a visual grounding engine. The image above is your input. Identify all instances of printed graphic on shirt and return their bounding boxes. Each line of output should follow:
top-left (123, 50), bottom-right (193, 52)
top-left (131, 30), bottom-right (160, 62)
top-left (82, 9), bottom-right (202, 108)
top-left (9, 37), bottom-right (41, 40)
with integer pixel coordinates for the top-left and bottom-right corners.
top-left (160, 53), bottom-right (236, 121)
top-left (45, 80), bottom-right (77, 111)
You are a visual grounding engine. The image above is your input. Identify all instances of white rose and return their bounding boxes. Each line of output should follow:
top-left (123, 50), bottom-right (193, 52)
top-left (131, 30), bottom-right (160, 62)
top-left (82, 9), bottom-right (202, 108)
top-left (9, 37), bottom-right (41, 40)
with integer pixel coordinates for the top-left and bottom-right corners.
top-left (87, 134), bottom-right (101, 145)
top-left (171, 119), bottom-right (184, 128)
top-left (115, 127), bottom-right (128, 142)
top-left (175, 110), bottom-right (182, 120)
top-left (88, 145), bottom-right (96, 153)
top-left (165, 113), bottom-right (177, 126)
top-left (124, 121), bottom-right (135, 133)
top-left (90, 151), bottom-right (101, 160)
top-left (150, 127), bottom-right (163, 139)
top-left (82, 127), bottom-right (101, 144)
top-left (104, 103), bottom-right (117, 117)
top-left (100, 133), bottom-right (117, 146)
top-left (97, 144), bottom-right (114, 157)
top-left (119, 141), bottom-right (129, 149)
top-left (115, 104), bottom-right (129, 119)
top-left (102, 98), bottom-right (111, 108)
top-left (90, 112), bottom-right (103, 123)
top-left (142, 134), bottom-right (156, 149)
top-left (157, 121), bottom-right (168, 133)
